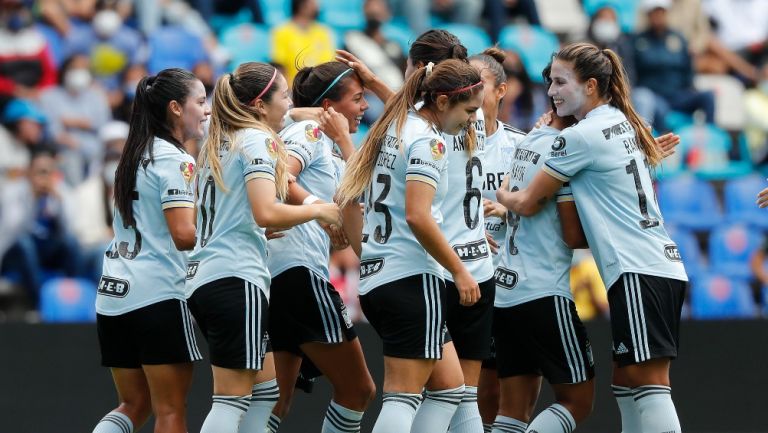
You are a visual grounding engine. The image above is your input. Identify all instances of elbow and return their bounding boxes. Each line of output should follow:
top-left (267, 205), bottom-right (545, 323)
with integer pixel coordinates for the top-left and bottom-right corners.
top-left (171, 225), bottom-right (197, 251)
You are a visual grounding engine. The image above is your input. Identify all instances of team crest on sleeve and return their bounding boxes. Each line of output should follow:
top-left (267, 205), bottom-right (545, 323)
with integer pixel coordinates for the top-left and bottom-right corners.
top-left (304, 124), bottom-right (322, 142)
top-left (552, 136), bottom-right (566, 151)
top-left (265, 137), bottom-right (279, 158)
top-left (179, 162), bottom-right (195, 183)
top-left (430, 139), bottom-right (446, 160)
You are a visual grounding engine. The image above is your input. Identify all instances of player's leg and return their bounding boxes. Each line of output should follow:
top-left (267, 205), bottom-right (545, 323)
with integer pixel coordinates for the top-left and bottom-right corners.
top-left (411, 341), bottom-right (466, 433)
top-left (238, 351), bottom-right (279, 433)
top-left (477, 363), bottom-right (500, 433)
top-left (143, 363), bottom-right (195, 433)
top-left (443, 278), bottom-right (496, 433)
top-left (92, 368), bottom-right (152, 433)
top-left (609, 273), bottom-right (686, 433)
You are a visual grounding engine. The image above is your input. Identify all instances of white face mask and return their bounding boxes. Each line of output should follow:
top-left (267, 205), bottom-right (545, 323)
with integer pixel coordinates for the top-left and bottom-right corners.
top-left (592, 19), bottom-right (621, 44)
top-left (93, 10), bottom-right (122, 38)
top-left (64, 69), bottom-right (92, 92)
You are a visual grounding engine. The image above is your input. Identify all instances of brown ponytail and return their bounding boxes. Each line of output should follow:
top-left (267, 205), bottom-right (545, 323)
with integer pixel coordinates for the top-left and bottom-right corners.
top-left (336, 59), bottom-right (482, 207)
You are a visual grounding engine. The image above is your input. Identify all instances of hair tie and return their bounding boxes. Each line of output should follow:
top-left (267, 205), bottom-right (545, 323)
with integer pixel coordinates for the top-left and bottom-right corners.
top-left (311, 68), bottom-right (353, 106)
top-left (425, 62), bottom-right (435, 77)
top-left (251, 68), bottom-right (278, 105)
top-left (438, 81), bottom-right (483, 95)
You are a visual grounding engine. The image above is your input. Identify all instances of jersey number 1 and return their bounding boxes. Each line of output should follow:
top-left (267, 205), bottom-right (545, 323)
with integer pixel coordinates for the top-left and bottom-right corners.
top-left (625, 159), bottom-right (659, 229)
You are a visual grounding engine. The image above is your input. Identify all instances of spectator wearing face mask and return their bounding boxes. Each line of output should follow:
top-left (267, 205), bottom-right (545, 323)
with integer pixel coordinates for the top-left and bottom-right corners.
top-left (0, 0), bottom-right (57, 107)
top-left (39, 53), bottom-right (112, 185)
top-left (67, 6), bottom-right (148, 90)
top-left (586, 5), bottom-right (660, 126)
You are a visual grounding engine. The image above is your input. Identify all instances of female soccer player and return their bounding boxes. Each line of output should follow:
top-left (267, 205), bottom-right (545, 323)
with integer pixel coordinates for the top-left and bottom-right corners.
top-left (340, 30), bottom-right (499, 433)
top-left (92, 68), bottom-right (208, 433)
top-left (497, 43), bottom-right (688, 433)
top-left (185, 62), bottom-right (342, 433)
top-left (266, 61), bottom-right (376, 433)
top-left (336, 58), bottom-right (483, 433)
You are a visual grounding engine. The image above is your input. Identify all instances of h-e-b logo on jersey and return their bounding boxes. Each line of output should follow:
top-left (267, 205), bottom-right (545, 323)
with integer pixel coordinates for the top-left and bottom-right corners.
top-left (359, 258), bottom-right (385, 279)
top-left (453, 240), bottom-right (489, 261)
top-left (664, 244), bottom-right (682, 262)
top-left (494, 267), bottom-right (518, 289)
top-left (186, 261), bottom-right (200, 280)
top-left (550, 136), bottom-right (567, 157)
top-left (98, 276), bottom-right (130, 298)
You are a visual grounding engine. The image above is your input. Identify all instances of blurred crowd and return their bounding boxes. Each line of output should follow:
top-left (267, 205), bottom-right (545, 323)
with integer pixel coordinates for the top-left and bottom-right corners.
top-left (1, 0), bottom-right (768, 321)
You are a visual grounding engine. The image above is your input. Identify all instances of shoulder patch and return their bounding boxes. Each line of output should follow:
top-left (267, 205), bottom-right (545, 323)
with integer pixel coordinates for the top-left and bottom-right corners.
top-left (430, 138), bottom-right (446, 160)
top-left (180, 162), bottom-right (195, 183)
top-left (265, 137), bottom-right (278, 158)
top-left (552, 136), bottom-right (566, 151)
top-left (304, 123), bottom-right (322, 142)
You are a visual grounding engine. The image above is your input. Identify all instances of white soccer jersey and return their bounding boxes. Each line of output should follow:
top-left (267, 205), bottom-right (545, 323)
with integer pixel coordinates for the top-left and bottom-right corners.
top-left (97, 138), bottom-right (195, 315)
top-left (482, 120), bottom-right (526, 267)
top-left (439, 108), bottom-right (495, 283)
top-left (494, 126), bottom-right (575, 308)
top-left (359, 110), bottom-right (449, 295)
top-left (542, 105), bottom-right (688, 289)
top-left (186, 128), bottom-right (278, 298)
top-left (268, 120), bottom-right (342, 280)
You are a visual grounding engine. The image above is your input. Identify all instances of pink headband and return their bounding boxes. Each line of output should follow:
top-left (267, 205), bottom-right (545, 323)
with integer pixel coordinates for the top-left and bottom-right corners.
top-left (251, 68), bottom-right (278, 104)
top-left (439, 81), bottom-right (483, 95)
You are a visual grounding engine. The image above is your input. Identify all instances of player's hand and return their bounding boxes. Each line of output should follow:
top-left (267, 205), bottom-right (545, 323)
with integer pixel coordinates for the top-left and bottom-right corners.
top-left (534, 110), bottom-right (553, 129)
top-left (483, 198), bottom-right (506, 218)
top-left (321, 222), bottom-right (350, 250)
top-left (336, 49), bottom-right (378, 87)
top-left (318, 106), bottom-right (350, 144)
top-left (757, 186), bottom-right (768, 208)
top-left (453, 269), bottom-right (480, 306)
top-left (288, 107), bottom-right (324, 123)
top-left (265, 227), bottom-right (289, 240)
top-left (315, 202), bottom-right (343, 226)
top-left (485, 231), bottom-right (499, 255)
top-left (654, 132), bottom-right (680, 159)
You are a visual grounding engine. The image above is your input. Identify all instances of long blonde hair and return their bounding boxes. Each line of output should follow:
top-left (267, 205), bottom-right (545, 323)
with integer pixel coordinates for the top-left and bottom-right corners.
top-left (554, 43), bottom-right (661, 166)
top-left (336, 59), bottom-right (483, 207)
top-left (200, 62), bottom-right (289, 199)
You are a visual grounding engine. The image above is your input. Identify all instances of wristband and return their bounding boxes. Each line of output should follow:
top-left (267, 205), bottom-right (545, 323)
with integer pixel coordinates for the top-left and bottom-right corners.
top-left (303, 194), bottom-right (320, 205)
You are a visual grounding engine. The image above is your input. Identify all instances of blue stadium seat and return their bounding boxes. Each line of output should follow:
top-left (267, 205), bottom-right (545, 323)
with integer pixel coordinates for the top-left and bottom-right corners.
top-left (677, 123), bottom-right (752, 180)
top-left (381, 19), bottom-right (415, 54)
top-left (147, 26), bottom-right (207, 74)
top-left (666, 225), bottom-right (706, 276)
top-left (437, 24), bottom-right (492, 56)
top-left (210, 8), bottom-right (254, 35)
top-left (320, 0), bottom-right (366, 33)
top-left (39, 278), bottom-right (97, 323)
top-left (723, 173), bottom-right (768, 229)
top-left (259, 0), bottom-right (290, 27)
top-left (498, 24), bottom-right (560, 84)
top-left (36, 23), bottom-right (66, 67)
top-left (690, 274), bottom-right (756, 319)
top-left (220, 23), bottom-right (272, 69)
top-left (708, 222), bottom-right (763, 279)
top-left (656, 174), bottom-right (722, 231)
top-left (582, 0), bottom-right (640, 32)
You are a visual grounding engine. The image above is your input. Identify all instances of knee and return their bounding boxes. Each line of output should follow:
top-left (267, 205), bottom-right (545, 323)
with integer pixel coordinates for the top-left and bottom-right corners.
top-left (360, 378), bottom-right (377, 407)
top-left (558, 396), bottom-right (593, 423)
top-left (117, 397), bottom-right (152, 424)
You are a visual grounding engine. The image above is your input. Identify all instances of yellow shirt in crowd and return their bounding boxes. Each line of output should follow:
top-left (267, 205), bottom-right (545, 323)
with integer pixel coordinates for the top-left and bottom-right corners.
top-left (271, 21), bottom-right (337, 85)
